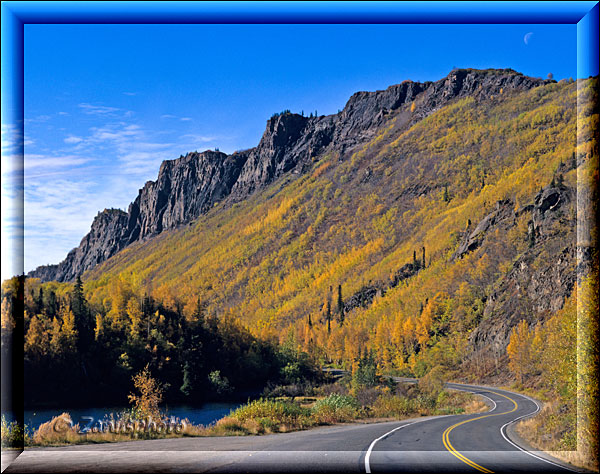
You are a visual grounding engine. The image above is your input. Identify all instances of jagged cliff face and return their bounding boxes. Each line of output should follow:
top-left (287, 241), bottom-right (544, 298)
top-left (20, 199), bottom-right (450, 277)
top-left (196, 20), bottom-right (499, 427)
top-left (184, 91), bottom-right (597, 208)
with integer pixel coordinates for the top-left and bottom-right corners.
top-left (30, 151), bottom-right (248, 282)
top-left (28, 69), bottom-right (549, 282)
top-left (126, 150), bottom-right (247, 241)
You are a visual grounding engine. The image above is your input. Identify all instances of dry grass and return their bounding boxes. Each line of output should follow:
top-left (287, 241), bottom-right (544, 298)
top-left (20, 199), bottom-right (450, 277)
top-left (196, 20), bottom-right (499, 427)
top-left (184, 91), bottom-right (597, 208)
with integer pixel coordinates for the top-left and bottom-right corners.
top-left (515, 403), bottom-right (597, 472)
top-left (31, 412), bottom-right (211, 446)
top-left (29, 389), bottom-right (488, 447)
top-left (461, 396), bottom-right (489, 415)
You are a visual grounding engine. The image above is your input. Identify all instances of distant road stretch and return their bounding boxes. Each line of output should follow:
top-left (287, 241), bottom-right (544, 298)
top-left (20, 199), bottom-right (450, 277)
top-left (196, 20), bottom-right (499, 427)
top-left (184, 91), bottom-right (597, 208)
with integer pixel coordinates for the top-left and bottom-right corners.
top-left (4, 382), bottom-right (587, 473)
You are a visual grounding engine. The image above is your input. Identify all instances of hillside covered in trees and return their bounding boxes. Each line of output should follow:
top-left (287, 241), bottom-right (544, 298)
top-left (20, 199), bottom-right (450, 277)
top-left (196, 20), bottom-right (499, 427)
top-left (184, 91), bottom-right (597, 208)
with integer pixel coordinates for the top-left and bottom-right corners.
top-left (1, 69), bottom-right (597, 462)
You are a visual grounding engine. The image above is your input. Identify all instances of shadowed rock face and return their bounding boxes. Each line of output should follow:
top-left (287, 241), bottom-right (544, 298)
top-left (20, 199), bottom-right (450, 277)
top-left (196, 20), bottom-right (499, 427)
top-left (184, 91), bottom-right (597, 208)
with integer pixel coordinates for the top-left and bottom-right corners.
top-left (468, 184), bottom-right (579, 355)
top-left (28, 69), bottom-right (550, 282)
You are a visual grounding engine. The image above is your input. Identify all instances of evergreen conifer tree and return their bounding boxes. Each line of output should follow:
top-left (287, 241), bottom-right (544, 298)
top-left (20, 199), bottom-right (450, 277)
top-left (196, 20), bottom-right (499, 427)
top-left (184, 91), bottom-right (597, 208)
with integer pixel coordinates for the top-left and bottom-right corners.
top-left (337, 285), bottom-right (344, 325)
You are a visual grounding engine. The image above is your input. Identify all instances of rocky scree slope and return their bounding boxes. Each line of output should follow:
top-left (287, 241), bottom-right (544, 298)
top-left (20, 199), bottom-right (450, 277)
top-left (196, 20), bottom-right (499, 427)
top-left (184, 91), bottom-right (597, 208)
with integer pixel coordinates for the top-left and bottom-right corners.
top-left (29, 69), bottom-right (548, 282)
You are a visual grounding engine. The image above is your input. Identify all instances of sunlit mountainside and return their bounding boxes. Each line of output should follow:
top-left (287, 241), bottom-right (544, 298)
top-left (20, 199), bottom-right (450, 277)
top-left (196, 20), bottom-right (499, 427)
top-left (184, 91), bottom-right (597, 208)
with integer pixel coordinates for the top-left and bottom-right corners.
top-left (84, 72), bottom-right (590, 365)
top-left (3, 70), bottom-right (597, 456)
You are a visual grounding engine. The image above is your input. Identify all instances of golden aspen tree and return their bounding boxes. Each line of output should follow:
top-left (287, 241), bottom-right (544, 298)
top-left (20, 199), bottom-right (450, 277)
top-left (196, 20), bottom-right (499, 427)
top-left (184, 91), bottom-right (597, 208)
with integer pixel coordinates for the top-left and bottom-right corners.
top-left (126, 297), bottom-right (143, 338)
top-left (530, 324), bottom-right (544, 374)
top-left (49, 317), bottom-right (62, 356)
top-left (402, 318), bottom-right (416, 354)
top-left (94, 313), bottom-right (105, 341)
top-left (60, 305), bottom-right (78, 353)
top-left (506, 319), bottom-right (533, 383)
top-left (576, 275), bottom-right (599, 466)
top-left (25, 315), bottom-right (49, 359)
top-left (416, 303), bottom-right (433, 347)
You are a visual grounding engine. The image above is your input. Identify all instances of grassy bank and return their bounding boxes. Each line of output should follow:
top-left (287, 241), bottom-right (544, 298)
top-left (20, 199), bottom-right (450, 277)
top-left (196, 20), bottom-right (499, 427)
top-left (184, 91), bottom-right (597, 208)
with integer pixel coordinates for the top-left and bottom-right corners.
top-left (499, 383), bottom-right (596, 472)
top-left (24, 374), bottom-right (487, 446)
top-left (210, 383), bottom-right (486, 436)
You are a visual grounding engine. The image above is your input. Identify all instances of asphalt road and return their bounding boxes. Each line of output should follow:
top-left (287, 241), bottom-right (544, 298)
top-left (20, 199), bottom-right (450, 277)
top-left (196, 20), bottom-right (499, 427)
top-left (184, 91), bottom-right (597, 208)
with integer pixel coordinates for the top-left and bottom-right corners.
top-left (3, 382), bottom-right (586, 473)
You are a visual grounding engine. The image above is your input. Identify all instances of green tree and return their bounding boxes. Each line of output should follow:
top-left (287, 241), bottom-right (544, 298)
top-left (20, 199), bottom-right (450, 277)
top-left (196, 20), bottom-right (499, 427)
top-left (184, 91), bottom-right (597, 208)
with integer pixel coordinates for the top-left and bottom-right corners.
top-left (352, 351), bottom-right (377, 389)
top-left (179, 317), bottom-right (207, 397)
top-left (337, 285), bottom-right (344, 325)
top-left (208, 370), bottom-right (232, 395)
top-left (70, 276), bottom-right (93, 352)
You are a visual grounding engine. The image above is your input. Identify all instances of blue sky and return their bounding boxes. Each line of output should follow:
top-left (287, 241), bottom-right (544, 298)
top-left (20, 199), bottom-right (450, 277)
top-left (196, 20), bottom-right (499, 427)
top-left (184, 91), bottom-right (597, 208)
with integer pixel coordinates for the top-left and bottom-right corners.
top-left (3, 23), bottom-right (577, 276)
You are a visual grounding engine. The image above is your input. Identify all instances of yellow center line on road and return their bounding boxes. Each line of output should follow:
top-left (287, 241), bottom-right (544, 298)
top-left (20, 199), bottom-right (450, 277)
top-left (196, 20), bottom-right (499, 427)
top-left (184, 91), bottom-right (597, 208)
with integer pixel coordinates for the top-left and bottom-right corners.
top-left (441, 390), bottom-right (519, 473)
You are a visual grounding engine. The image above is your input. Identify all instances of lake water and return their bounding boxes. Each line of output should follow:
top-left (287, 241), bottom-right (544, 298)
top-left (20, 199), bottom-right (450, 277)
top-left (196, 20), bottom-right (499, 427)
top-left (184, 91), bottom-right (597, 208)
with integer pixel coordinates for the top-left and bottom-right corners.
top-left (22, 401), bottom-right (242, 433)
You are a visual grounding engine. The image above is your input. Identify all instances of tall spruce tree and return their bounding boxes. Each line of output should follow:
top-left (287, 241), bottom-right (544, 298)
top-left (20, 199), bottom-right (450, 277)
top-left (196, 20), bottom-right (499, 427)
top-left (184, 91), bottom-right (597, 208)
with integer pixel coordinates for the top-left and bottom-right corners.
top-left (337, 284), bottom-right (344, 325)
top-left (70, 276), bottom-right (93, 353)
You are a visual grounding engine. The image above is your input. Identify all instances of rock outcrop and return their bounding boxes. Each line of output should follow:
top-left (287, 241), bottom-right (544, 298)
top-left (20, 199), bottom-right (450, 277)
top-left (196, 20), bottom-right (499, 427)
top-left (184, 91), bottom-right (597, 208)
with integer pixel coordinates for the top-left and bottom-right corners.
top-left (468, 184), bottom-right (579, 355)
top-left (28, 69), bottom-right (551, 282)
top-left (452, 199), bottom-right (515, 260)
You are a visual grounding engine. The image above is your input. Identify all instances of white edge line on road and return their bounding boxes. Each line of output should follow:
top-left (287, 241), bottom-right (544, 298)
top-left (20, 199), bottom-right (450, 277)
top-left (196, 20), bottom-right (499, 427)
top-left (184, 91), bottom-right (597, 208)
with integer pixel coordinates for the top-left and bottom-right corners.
top-left (364, 383), bottom-right (497, 474)
top-left (364, 378), bottom-right (579, 473)
top-left (364, 420), bottom-right (419, 473)
top-left (498, 394), bottom-right (580, 473)
top-left (456, 385), bottom-right (579, 473)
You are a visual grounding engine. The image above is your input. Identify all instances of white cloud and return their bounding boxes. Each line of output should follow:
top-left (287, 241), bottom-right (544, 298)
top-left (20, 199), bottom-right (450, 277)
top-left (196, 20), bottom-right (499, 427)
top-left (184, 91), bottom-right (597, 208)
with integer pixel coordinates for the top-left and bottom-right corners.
top-left (180, 133), bottom-right (217, 143)
top-left (123, 92), bottom-right (137, 96)
top-left (78, 103), bottom-right (121, 116)
top-left (19, 114), bottom-right (228, 272)
top-left (23, 174), bottom-right (141, 273)
top-left (180, 117), bottom-right (192, 121)
top-left (24, 115), bottom-right (51, 124)
top-left (1, 124), bottom-right (24, 280)
top-left (24, 153), bottom-right (92, 173)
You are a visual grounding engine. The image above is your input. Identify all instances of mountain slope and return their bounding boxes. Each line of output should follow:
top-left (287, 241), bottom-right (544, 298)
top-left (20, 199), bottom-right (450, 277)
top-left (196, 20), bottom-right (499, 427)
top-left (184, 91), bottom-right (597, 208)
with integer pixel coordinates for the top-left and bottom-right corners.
top-left (15, 70), bottom-right (598, 468)
top-left (28, 68), bottom-right (547, 283)
top-left (73, 72), bottom-right (594, 367)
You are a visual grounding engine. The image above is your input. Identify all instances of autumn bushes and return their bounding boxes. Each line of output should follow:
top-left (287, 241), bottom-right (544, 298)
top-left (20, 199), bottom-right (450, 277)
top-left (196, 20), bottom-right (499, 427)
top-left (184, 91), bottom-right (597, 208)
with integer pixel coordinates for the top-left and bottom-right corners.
top-left (27, 364), bottom-right (488, 446)
top-left (225, 362), bottom-right (486, 436)
top-left (229, 399), bottom-right (312, 430)
top-left (312, 394), bottom-right (361, 423)
top-left (507, 275), bottom-right (598, 470)
top-left (210, 394), bottom-right (358, 435)
top-left (1, 416), bottom-right (29, 448)
top-left (215, 385), bottom-right (482, 436)
top-left (29, 411), bottom-right (204, 446)
top-left (213, 363), bottom-right (485, 436)
top-left (27, 386), bottom-right (486, 445)
top-left (369, 374), bottom-right (484, 419)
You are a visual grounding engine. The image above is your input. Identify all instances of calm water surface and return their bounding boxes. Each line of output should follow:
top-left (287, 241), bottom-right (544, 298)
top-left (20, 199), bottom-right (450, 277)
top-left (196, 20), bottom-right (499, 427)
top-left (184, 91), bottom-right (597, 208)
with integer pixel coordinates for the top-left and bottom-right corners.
top-left (23, 401), bottom-right (242, 433)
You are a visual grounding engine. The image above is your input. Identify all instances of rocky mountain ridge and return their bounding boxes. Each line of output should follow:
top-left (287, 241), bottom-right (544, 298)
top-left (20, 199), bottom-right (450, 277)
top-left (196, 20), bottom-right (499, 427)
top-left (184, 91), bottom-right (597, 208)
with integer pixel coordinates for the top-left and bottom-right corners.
top-left (28, 69), bottom-right (550, 282)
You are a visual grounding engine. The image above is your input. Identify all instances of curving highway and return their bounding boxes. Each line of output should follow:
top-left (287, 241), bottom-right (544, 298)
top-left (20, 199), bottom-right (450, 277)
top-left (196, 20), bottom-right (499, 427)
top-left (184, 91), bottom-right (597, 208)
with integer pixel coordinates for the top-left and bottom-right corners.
top-left (4, 382), bottom-right (587, 473)
top-left (364, 382), bottom-right (580, 473)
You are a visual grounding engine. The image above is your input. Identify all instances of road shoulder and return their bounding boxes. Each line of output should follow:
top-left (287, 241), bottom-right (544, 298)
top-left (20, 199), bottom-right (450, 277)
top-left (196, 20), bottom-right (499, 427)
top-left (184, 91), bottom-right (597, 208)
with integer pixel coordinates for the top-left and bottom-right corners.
top-left (504, 410), bottom-right (591, 473)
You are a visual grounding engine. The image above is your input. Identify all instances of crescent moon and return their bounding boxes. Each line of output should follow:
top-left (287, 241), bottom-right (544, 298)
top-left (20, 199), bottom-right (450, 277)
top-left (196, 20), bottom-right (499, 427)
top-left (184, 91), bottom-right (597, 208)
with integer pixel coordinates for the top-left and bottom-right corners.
top-left (524, 32), bottom-right (533, 45)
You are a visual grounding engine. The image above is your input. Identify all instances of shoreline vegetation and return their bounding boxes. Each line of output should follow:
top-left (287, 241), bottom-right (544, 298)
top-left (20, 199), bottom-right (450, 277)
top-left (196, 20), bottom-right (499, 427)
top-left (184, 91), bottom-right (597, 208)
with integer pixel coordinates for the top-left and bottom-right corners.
top-left (6, 368), bottom-right (487, 447)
